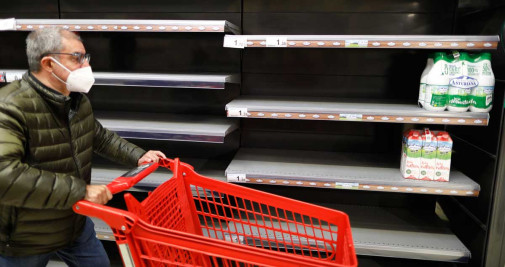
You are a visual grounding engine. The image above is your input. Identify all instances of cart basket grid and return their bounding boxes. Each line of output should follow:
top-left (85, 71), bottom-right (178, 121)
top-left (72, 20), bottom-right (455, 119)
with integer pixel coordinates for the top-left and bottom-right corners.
top-left (74, 158), bottom-right (357, 267)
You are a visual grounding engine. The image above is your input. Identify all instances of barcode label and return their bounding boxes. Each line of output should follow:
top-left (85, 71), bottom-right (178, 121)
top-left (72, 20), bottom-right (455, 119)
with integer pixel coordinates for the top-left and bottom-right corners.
top-left (223, 35), bottom-right (247, 49)
top-left (227, 173), bottom-right (246, 183)
top-left (345, 40), bottom-right (368, 48)
top-left (227, 108), bottom-right (248, 117)
top-left (335, 182), bottom-right (359, 189)
top-left (339, 113), bottom-right (363, 121)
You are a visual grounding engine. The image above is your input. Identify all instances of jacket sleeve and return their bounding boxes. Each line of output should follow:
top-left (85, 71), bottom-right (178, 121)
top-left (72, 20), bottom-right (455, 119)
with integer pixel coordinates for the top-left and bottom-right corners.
top-left (93, 119), bottom-right (146, 167)
top-left (0, 102), bottom-right (86, 210)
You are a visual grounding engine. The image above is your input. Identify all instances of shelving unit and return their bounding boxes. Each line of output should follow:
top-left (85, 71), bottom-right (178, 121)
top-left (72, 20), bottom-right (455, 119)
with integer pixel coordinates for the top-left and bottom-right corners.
top-left (95, 111), bottom-right (238, 143)
top-left (226, 96), bottom-right (490, 126)
top-left (2, 1), bottom-right (503, 266)
top-left (91, 204), bottom-right (470, 263)
top-left (1, 70), bottom-right (239, 90)
top-left (0, 18), bottom-right (240, 34)
top-left (225, 148), bottom-right (480, 197)
top-left (224, 35), bottom-right (500, 49)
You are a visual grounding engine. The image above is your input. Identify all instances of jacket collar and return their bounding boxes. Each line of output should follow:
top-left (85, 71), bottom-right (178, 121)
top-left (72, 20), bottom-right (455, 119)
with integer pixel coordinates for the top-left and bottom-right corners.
top-left (25, 72), bottom-right (70, 104)
top-left (24, 72), bottom-right (83, 118)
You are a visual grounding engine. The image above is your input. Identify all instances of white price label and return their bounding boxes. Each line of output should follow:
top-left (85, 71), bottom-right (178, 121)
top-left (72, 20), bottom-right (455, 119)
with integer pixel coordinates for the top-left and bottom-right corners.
top-left (339, 113), bottom-right (363, 121)
top-left (335, 182), bottom-right (359, 189)
top-left (0, 18), bottom-right (16, 31)
top-left (227, 173), bottom-right (246, 183)
top-left (345, 40), bottom-right (368, 48)
top-left (5, 72), bottom-right (24, 82)
top-left (223, 35), bottom-right (247, 49)
top-left (227, 107), bottom-right (248, 117)
top-left (266, 37), bottom-right (288, 47)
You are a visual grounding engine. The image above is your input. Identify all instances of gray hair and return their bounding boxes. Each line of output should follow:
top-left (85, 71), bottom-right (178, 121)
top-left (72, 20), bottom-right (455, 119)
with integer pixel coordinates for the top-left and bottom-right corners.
top-left (26, 28), bottom-right (82, 72)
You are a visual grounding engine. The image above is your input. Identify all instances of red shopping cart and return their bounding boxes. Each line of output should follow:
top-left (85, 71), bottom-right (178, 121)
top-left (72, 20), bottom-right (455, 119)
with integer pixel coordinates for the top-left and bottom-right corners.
top-left (73, 158), bottom-right (357, 267)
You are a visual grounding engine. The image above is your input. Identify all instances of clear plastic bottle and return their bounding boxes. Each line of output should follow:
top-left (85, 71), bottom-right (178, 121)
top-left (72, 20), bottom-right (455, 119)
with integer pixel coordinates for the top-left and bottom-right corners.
top-left (470, 53), bottom-right (494, 112)
top-left (418, 54), bottom-right (434, 107)
top-left (424, 52), bottom-right (449, 111)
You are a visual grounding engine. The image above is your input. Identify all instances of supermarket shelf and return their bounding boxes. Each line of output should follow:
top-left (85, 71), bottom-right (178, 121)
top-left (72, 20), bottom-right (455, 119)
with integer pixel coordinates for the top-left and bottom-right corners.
top-left (336, 205), bottom-right (470, 262)
top-left (91, 205), bottom-right (470, 263)
top-left (0, 70), bottom-right (239, 89)
top-left (0, 18), bottom-right (240, 34)
top-left (224, 35), bottom-right (499, 49)
top-left (96, 111), bottom-right (238, 143)
top-left (226, 96), bottom-right (489, 126)
top-left (224, 148), bottom-right (480, 197)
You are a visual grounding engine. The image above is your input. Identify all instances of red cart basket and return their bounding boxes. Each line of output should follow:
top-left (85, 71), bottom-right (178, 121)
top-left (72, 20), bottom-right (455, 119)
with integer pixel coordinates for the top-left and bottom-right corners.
top-left (73, 158), bottom-right (357, 267)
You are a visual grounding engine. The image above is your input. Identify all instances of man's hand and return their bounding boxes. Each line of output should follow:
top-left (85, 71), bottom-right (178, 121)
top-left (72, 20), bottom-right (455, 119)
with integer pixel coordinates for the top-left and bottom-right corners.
top-left (138, 150), bottom-right (166, 165)
top-left (85, 185), bottom-right (112, 205)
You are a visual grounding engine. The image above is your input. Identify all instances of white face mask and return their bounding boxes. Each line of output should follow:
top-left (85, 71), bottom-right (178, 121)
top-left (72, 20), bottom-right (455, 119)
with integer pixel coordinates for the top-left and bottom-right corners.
top-left (50, 57), bottom-right (95, 93)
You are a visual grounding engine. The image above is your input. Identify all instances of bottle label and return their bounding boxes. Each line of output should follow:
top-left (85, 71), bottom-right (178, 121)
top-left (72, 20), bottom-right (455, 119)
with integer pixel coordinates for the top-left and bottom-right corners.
top-left (427, 85), bottom-right (448, 107)
top-left (448, 88), bottom-right (471, 107)
top-left (470, 86), bottom-right (494, 109)
top-left (419, 83), bottom-right (426, 102)
top-left (449, 76), bottom-right (479, 89)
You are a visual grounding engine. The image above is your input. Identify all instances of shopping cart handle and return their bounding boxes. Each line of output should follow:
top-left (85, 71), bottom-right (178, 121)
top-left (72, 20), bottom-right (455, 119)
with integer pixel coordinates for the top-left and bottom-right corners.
top-left (106, 162), bottom-right (159, 194)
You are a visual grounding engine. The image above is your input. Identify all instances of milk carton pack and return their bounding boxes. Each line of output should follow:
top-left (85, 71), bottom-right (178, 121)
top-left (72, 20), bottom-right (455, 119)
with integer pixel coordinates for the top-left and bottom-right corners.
top-left (434, 131), bottom-right (453, 182)
top-left (401, 130), bottom-right (422, 179)
top-left (420, 129), bottom-right (437, 180)
top-left (424, 52), bottom-right (450, 111)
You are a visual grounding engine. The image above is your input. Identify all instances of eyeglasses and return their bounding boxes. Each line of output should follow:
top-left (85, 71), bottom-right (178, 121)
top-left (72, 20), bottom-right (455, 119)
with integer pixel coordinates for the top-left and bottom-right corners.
top-left (43, 52), bottom-right (91, 64)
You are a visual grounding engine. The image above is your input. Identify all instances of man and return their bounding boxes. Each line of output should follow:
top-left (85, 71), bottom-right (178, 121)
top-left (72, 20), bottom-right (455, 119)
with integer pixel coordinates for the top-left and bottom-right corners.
top-left (0, 28), bottom-right (165, 266)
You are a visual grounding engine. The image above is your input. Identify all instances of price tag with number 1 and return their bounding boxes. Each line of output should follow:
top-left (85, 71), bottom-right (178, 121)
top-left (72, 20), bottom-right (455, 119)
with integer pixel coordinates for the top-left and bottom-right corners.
top-left (223, 35), bottom-right (247, 49)
top-left (266, 37), bottom-right (288, 47)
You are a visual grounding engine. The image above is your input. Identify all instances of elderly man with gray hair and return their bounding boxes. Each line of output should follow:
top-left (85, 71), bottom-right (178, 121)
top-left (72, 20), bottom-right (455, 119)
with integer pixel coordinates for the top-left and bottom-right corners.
top-left (0, 28), bottom-right (166, 266)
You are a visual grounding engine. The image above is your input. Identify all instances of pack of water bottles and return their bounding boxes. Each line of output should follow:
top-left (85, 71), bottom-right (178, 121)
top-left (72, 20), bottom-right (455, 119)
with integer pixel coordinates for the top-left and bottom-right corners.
top-left (418, 52), bottom-right (495, 113)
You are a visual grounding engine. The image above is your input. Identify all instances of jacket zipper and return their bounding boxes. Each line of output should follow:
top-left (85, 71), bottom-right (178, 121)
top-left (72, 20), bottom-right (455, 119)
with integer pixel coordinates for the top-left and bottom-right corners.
top-left (67, 107), bottom-right (82, 243)
top-left (68, 126), bottom-right (82, 179)
top-left (67, 106), bottom-right (82, 180)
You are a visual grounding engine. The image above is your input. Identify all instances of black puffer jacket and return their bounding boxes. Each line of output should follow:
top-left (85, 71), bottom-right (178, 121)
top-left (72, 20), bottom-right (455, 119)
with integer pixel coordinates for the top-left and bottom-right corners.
top-left (0, 73), bottom-right (146, 256)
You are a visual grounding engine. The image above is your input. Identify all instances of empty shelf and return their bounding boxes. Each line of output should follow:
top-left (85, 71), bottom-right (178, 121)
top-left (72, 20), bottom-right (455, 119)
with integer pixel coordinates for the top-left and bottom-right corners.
top-left (225, 148), bottom-right (480, 197)
top-left (224, 35), bottom-right (499, 49)
top-left (1, 70), bottom-right (239, 89)
top-left (0, 18), bottom-right (240, 34)
top-left (226, 96), bottom-right (489, 126)
top-left (91, 205), bottom-right (470, 263)
top-left (96, 111), bottom-right (238, 143)
top-left (338, 205), bottom-right (470, 262)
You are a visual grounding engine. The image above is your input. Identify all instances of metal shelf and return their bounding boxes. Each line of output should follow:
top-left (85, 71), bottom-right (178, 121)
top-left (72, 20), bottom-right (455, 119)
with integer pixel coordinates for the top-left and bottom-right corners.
top-left (96, 111), bottom-right (238, 143)
top-left (1, 70), bottom-right (239, 90)
top-left (225, 148), bottom-right (480, 197)
top-left (334, 205), bottom-right (470, 262)
top-left (224, 34), bottom-right (499, 49)
top-left (91, 204), bottom-right (470, 263)
top-left (226, 96), bottom-right (489, 126)
top-left (0, 18), bottom-right (240, 34)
